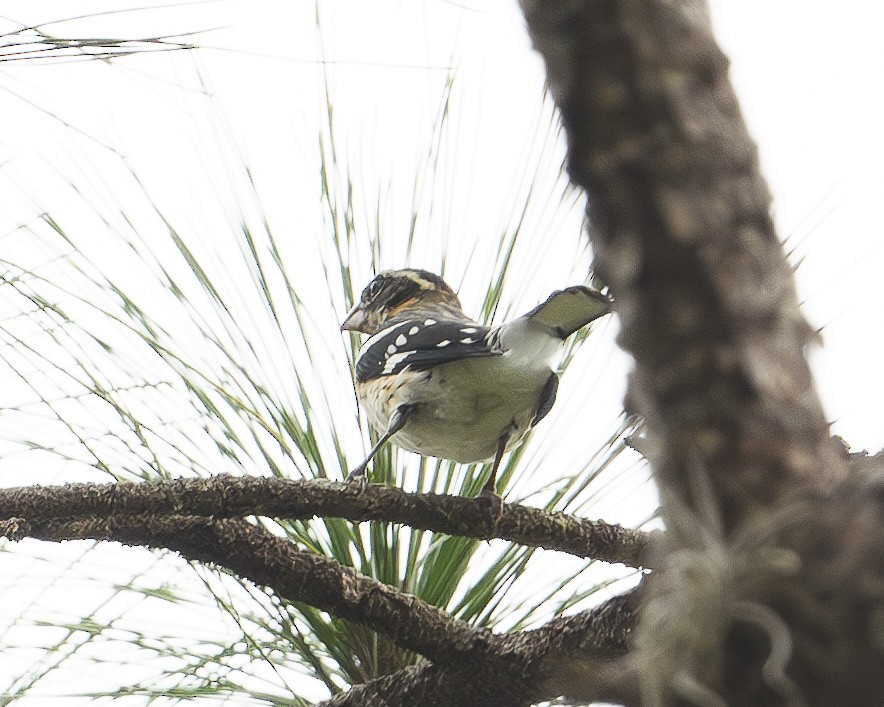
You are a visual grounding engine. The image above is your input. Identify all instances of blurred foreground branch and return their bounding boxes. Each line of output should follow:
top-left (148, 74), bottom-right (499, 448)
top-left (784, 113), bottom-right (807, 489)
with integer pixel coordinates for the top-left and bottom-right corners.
top-left (521, 0), bottom-right (883, 704)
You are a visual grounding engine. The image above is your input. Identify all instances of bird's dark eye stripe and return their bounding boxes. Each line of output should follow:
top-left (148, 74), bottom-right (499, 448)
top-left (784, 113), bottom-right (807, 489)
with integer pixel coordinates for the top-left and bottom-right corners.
top-left (383, 280), bottom-right (421, 310)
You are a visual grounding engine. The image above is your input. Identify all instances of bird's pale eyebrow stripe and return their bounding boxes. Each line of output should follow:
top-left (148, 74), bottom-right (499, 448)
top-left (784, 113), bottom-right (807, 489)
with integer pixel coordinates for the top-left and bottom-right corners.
top-left (398, 270), bottom-right (436, 290)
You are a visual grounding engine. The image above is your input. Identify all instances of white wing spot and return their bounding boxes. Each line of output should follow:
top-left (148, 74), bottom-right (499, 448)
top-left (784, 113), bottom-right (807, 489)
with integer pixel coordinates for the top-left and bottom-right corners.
top-left (395, 334), bottom-right (408, 346)
top-left (387, 344), bottom-right (397, 354)
top-left (383, 350), bottom-right (415, 374)
top-left (460, 337), bottom-right (476, 344)
top-left (436, 339), bottom-right (450, 347)
top-left (424, 318), bottom-right (437, 325)
top-left (359, 321), bottom-right (408, 358)
top-left (460, 327), bottom-right (477, 334)
top-left (408, 326), bottom-right (420, 335)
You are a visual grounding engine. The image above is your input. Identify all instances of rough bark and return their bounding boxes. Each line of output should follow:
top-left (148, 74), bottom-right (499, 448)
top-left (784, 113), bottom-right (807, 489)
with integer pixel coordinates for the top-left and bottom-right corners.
top-left (6, 508), bottom-right (640, 706)
top-left (25, 514), bottom-right (494, 667)
top-left (0, 475), bottom-right (650, 566)
top-left (320, 588), bottom-right (640, 707)
top-left (521, 0), bottom-right (843, 532)
top-left (520, 0), bottom-right (883, 705)
top-left (3, 453), bottom-right (880, 705)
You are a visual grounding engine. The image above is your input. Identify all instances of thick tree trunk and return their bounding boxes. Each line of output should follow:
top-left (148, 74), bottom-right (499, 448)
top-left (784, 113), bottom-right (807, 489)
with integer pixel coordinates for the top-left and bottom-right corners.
top-left (521, 0), bottom-right (883, 704)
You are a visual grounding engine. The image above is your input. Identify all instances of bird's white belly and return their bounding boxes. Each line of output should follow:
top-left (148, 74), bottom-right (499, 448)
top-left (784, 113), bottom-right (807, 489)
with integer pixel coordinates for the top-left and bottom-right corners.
top-left (385, 355), bottom-right (551, 462)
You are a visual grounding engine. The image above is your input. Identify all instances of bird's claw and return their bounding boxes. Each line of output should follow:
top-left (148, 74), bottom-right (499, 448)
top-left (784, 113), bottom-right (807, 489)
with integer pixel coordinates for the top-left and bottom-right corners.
top-left (477, 486), bottom-right (504, 533)
top-left (346, 465), bottom-right (369, 488)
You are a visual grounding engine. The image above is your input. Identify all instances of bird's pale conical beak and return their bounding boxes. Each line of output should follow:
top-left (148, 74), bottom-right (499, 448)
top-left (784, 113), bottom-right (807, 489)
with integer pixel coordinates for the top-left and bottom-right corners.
top-left (341, 303), bottom-right (371, 333)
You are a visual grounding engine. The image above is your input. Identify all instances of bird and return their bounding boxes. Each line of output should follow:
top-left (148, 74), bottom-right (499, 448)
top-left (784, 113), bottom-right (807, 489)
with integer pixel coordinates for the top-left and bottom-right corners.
top-left (341, 268), bottom-right (613, 496)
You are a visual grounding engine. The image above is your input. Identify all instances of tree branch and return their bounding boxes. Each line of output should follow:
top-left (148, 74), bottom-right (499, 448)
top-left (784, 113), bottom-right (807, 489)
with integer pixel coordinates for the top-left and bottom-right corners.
top-left (0, 475), bottom-right (651, 566)
top-left (320, 588), bottom-right (641, 707)
top-left (24, 514), bottom-right (498, 667)
top-left (18, 512), bottom-right (642, 704)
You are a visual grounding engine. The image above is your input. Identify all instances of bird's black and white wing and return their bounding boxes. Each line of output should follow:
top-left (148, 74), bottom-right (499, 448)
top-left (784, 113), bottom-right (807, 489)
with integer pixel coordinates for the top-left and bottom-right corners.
top-left (354, 319), bottom-right (501, 383)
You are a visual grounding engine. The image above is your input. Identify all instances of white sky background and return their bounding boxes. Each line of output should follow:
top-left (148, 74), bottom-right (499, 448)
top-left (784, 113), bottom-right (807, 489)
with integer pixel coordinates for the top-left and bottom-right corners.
top-left (712, 1), bottom-right (884, 451)
top-left (0, 0), bottom-right (882, 703)
top-left (2, 0), bottom-right (881, 452)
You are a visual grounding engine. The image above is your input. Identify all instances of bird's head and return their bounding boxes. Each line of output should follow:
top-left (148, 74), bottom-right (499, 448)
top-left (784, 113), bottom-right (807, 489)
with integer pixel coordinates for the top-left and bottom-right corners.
top-left (341, 269), bottom-right (466, 334)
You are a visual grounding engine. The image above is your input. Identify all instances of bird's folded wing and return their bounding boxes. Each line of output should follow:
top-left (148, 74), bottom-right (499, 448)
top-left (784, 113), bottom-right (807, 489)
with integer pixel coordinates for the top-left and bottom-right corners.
top-left (355, 320), bottom-right (500, 382)
top-left (522, 286), bottom-right (613, 338)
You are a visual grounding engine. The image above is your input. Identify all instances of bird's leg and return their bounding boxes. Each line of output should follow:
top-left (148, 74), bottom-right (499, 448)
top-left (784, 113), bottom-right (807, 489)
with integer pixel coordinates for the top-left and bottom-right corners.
top-left (477, 433), bottom-right (507, 529)
top-left (480, 433), bottom-right (508, 497)
top-left (348, 404), bottom-right (414, 481)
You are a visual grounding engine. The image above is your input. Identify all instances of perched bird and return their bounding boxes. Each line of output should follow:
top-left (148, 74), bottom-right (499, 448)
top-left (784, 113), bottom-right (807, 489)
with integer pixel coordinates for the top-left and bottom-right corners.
top-left (341, 269), bottom-right (612, 495)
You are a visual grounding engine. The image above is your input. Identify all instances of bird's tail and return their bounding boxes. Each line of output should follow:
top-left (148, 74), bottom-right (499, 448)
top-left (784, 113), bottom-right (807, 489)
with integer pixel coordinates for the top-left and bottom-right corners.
top-left (522, 286), bottom-right (613, 338)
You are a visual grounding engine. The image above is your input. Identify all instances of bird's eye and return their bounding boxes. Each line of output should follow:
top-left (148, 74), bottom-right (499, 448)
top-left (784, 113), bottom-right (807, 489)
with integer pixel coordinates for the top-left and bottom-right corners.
top-left (364, 277), bottom-right (384, 301)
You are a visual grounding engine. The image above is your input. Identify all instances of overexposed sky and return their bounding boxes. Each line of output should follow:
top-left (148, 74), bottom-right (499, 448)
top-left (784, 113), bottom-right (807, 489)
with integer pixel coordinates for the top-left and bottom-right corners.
top-left (3, 1), bottom-right (880, 451)
top-left (711, 2), bottom-right (884, 450)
